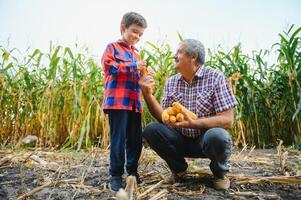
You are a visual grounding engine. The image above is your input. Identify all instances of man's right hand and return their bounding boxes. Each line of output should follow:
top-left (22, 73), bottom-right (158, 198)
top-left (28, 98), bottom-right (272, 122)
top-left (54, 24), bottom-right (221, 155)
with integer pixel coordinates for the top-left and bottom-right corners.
top-left (138, 72), bottom-right (155, 96)
top-left (138, 70), bottom-right (164, 122)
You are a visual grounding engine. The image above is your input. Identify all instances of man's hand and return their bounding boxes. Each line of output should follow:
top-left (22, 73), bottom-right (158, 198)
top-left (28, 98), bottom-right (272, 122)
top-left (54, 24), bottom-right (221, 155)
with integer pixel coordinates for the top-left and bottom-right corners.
top-left (173, 108), bottom-right (234, 130)
top-left (138, 72), bottom-right (155, 96)
top-left (173, 111), bottom-right (197, 128)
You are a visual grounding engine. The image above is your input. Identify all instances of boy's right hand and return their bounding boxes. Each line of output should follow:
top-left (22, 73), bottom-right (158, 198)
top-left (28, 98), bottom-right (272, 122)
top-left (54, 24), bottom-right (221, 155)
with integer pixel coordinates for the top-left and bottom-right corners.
top-left (137, 61), bottom-right (149, 77)
top-left (137, 61), bottom-right (146, 70)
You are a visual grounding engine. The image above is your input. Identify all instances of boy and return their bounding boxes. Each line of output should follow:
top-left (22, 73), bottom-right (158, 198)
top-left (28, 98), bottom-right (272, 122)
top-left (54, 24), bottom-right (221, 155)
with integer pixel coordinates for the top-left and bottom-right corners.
top-left (101, 12), bottom-right (147, 192)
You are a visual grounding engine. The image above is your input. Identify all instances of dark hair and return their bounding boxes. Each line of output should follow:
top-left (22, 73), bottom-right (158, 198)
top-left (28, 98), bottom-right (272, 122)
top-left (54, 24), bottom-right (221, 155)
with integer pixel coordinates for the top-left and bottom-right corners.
top-left (121, 12), bottom-right (147, 28)
top-left (182, 39), bottom-right (205, 65)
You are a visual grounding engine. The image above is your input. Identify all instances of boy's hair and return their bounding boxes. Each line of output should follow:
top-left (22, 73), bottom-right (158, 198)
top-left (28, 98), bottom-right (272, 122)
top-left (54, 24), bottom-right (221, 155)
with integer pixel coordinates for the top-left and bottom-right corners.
top-left (121, 12), bottom-right (147, 28)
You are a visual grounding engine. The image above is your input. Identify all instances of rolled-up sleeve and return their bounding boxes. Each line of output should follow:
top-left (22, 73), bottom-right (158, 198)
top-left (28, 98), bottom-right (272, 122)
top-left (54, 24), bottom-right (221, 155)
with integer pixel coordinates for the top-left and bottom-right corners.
top-left (213, 75), bottom-right (237, 113)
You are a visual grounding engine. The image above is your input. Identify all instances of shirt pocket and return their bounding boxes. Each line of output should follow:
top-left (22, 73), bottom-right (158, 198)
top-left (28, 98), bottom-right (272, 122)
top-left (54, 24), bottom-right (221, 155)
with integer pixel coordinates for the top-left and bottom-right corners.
top-left (115, 54), bottom-right (132, 63)
top-left (164, 91), bottom-right (183, 108)
top-left (196, 91), bottom-right (214, 117)
top-left (114, 54), bottom-right (136, 76)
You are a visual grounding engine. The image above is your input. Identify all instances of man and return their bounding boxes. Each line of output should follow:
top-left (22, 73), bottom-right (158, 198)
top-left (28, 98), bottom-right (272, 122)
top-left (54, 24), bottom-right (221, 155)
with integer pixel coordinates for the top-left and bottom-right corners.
top-left (138, 39), bottom-right (237, 190)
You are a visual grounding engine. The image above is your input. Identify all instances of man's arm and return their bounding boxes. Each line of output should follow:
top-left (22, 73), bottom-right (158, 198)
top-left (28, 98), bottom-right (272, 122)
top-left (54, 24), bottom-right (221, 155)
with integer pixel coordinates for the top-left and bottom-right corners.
top-left (138, 74), bottom-right (163, 122)
top-left (174, 108), bottom-right (235, 130)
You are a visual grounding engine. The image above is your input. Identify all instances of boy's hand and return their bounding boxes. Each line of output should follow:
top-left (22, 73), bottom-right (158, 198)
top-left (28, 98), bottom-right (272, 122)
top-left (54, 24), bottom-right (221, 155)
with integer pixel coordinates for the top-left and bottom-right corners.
top-left (137, 61), bottom-right (149, 77)
top-left (144, 68), bottom-right (155, 76)
top-left (137, 61), bottom-right (146, 70)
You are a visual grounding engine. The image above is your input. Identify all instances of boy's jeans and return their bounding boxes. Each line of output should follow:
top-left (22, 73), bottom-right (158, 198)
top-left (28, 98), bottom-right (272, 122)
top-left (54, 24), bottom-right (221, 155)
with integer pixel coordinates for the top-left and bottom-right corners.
top-left (143, 123), bottom-right (232, 178)
top-left (107, 109), bottom-right (142, 177)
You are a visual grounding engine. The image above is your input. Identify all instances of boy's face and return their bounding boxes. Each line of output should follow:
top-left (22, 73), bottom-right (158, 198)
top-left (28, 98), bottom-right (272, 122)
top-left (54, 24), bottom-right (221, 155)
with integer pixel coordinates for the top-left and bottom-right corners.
top-left (121, 24), bottom-right (145, 46)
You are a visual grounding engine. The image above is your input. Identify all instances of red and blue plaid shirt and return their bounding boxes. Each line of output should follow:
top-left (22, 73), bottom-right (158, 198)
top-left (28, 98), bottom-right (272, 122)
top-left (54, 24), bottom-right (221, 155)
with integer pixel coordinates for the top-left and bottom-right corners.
top-left (162, 66), bottom-right (237, 138)
top-left (101, 39), bottom-right (142, 113)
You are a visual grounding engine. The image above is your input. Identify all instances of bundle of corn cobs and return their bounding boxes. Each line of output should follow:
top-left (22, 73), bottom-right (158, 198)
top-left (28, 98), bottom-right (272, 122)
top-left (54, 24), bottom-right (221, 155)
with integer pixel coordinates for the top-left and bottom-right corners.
top-left (161, 102), bottom-right (197, 124)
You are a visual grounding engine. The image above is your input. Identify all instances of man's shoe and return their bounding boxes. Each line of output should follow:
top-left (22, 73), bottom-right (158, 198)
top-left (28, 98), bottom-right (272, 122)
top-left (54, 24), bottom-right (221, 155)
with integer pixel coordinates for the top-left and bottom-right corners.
top-left (213, 176), bottom-right (230, 190)
top-left (109, 176), bottom-right (123, 192)
top-left (163, 171), bottom-right (186, 184)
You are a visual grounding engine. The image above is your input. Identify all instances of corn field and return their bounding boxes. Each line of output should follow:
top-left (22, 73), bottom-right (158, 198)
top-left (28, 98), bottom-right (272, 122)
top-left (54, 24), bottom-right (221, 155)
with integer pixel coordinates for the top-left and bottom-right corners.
top-left (0, 25), bottom-right (300, 149)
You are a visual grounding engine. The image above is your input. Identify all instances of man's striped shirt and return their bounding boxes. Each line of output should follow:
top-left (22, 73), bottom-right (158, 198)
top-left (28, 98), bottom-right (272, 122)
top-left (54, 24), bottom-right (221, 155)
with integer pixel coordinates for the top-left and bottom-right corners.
top-left (162, 66), bottom-right (237, 138)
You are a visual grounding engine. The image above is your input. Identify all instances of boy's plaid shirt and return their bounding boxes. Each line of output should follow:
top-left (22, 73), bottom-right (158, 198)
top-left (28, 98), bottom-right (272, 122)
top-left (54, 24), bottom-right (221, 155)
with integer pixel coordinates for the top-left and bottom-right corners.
top-left (162, 66), bottom-right (237, 138)
top-left (101, 40), bottom-right (142, 113)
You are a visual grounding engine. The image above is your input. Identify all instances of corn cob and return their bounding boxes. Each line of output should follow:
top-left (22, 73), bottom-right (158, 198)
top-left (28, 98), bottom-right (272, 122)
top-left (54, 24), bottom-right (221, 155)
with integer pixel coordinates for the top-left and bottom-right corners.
top-left (172, 102), bottom-right (197, 120)
top-left (161, 101), bottom-right (197, 123)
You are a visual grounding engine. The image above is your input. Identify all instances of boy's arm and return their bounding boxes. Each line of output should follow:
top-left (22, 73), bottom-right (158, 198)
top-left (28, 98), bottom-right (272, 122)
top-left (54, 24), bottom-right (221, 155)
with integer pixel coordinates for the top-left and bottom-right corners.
top-left (101, 44), bottom-right (138, 75)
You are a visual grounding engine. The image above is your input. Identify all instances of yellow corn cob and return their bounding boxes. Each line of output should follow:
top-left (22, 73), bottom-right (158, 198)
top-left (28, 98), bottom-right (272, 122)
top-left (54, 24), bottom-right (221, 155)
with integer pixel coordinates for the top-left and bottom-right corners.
top-left (167, 107), bottom-right (177, 116)
top-left (161, 110), bottom-right (169, 122)
top-left (169, 115), bottom-right (177, 124)
top-left (176, 113), bottom-right (184, 122)
top-left (141, 67), bottom-right (148, 76)
top-left (172, 102), bottom-right (197, 120)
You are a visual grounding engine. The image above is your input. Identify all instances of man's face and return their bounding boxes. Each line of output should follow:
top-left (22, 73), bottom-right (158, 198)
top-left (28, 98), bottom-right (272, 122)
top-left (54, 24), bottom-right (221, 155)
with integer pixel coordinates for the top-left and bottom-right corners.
top-left (121, 24), bottom-right (145, 46)
top-left (174, 43), bottom-right (192, 72)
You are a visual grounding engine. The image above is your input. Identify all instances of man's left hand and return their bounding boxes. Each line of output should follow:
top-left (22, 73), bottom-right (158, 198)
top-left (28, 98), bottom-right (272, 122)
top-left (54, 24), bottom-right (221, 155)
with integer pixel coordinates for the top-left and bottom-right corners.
top-left (173, 111), bottom-right (196, 129)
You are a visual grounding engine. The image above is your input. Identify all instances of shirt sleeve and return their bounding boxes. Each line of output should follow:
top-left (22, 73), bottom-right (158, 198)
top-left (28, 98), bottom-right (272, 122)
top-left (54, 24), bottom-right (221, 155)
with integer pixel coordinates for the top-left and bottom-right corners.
top-left (161, 79), bottom-right (172, 109)
top-left (213, 74), bottom-right (237, 113)
top-left (101, 44), bottom-right (137, 75)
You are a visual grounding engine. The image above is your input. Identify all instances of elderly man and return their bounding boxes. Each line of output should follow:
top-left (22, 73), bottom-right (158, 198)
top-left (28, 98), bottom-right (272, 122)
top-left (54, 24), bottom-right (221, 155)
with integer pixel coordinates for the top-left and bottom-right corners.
top-left (139, 39), bottom-right (237, 190)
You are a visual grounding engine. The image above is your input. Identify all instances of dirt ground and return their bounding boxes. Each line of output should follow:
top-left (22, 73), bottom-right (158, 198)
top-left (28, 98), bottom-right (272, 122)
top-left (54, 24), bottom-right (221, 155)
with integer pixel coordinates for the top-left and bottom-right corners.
top-left (0, 146), bottom-right (300, 200)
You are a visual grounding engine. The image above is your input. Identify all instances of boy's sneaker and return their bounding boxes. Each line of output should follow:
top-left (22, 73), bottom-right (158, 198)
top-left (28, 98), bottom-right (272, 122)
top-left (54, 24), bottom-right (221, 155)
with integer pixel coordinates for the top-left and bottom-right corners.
top-left (213, 176), bottom-right (230, 190)
top-left (163, 171), bottom-right (186, 184)
top-left (128, 173), bottom-right (142, 184)
top-left (109, 176), bottom-right (123, 192)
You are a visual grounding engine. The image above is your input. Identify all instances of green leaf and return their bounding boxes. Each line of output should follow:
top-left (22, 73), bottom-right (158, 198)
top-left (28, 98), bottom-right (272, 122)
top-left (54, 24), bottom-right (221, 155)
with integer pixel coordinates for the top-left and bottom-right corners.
top-left (177, 32), bottom-right (184, 41)
top-left (2, 51), bottom-right (9, 61)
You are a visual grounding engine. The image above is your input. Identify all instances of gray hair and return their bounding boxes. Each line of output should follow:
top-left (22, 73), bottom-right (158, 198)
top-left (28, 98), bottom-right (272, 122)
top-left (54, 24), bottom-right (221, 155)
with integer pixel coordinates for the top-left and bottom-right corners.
top-left (182, 39), bottom-right (205, 65)
top-left (121, 12), bottom-right (147, 28)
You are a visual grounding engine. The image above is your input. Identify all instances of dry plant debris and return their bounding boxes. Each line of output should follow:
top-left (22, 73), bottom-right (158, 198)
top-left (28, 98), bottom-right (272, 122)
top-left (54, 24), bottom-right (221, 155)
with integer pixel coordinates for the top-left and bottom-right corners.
top-left (0, 147), bottom-right (300, 199)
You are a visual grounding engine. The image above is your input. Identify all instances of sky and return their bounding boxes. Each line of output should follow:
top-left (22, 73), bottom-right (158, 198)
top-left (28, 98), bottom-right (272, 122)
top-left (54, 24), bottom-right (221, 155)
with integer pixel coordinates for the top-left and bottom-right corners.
top-left (0, 0), bottom-right (300, 60)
